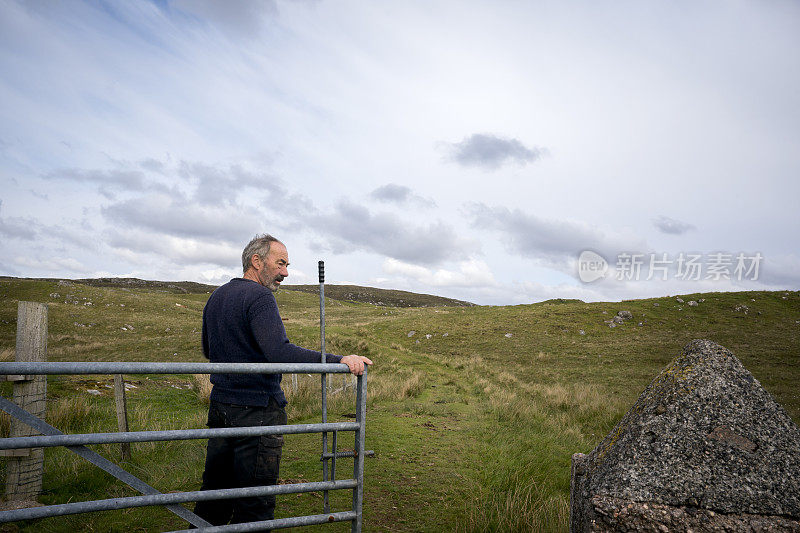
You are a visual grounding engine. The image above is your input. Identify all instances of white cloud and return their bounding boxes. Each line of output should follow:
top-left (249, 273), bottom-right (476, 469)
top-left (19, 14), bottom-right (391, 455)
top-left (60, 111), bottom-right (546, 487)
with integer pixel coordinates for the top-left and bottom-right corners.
top-left (467, 203), bottom-right (649, 272)
top-left (106, 230), bottom-right (242, 267)
top-left (760, 254), bottom-right (800, 287)
top-left (1, 0), bottom-right (798, 304)
top-left (382, 257), bottom-right (496, 288)
top-left (193, 267), bottom-right (237, 285)
top-left (312, 200), bottom-right (474, 266)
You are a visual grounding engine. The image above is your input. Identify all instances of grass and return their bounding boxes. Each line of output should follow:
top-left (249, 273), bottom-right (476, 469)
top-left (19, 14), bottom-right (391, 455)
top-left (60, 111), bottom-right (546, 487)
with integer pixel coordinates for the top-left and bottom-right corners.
top-left (0, 278), bottom-right (798, 532)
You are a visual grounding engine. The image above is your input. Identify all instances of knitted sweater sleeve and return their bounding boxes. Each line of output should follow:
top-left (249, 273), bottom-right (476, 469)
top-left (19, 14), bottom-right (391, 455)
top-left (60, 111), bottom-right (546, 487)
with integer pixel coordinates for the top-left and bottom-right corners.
top-left (248, 292), bottom-right (343, 364)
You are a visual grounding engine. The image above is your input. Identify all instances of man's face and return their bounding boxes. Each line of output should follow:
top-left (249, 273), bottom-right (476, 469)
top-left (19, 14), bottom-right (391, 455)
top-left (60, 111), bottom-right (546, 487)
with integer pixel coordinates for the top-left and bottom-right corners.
top-left (256, 242), bottom-right (289, 292)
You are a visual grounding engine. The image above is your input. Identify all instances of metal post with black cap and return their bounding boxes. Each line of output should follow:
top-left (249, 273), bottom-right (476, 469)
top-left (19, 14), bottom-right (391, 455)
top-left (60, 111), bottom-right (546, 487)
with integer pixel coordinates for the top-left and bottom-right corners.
top-left (319, 260), bottom-right (331, 514)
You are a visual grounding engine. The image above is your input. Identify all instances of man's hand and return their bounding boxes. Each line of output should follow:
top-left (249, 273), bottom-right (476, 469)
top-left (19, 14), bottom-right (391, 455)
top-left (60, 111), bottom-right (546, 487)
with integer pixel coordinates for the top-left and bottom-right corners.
top-left (340, 354), bottom-right (373, 375)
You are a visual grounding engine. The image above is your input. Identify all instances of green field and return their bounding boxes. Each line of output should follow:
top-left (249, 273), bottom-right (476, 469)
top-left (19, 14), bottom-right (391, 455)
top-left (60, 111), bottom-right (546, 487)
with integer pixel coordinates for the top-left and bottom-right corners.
top-left (0, 278), bottom-right (798, 532)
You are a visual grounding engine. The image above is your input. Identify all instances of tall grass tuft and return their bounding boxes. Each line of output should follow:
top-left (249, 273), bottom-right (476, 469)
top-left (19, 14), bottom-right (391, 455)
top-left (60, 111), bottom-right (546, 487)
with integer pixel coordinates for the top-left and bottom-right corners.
top-left (398, 371), bottom-right (424, 399)
top-left (47, 396), bottom-right (95, 433)
top-left (462, 475), bottom-right (569, 532)
top-left (192, 374), bottom-right (212, 405)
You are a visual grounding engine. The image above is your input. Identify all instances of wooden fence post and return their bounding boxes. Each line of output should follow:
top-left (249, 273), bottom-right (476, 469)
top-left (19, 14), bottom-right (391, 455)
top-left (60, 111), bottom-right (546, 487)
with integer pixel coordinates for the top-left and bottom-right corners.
top-left (3, 301), bottom-right (48, 503)
top-left (113, 374), bottom-right (131, 461)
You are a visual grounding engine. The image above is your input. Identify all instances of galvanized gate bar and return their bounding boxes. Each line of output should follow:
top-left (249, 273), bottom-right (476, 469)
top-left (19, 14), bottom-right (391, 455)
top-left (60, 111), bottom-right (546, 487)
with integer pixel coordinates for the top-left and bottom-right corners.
top-left (0, 362), bottom-right (368, 531)
top-left (0, 397), bottom-right (210, 528)
top-left (0, 362), bottom-right (350, 375)
top-left (0, 421), bottom-right (359, 450)
top-left (0, 480), bottom-right (358, 523)
top-left (169, 511), bottom-right (359, 533)
top-left (352, 370), bottom-right (367, 533)
top-left (322, 450), bottom-right (374, 460)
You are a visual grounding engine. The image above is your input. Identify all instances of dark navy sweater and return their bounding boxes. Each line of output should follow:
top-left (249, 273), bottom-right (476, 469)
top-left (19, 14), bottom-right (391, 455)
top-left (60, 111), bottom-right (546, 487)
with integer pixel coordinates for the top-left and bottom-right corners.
top-left (202, 278), bottom-right (342, 406)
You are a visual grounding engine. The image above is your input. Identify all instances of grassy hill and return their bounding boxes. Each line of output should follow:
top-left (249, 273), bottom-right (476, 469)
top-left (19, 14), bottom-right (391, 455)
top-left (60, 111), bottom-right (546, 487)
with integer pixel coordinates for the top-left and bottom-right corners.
top-left (0, 278), bottom-right (798, 532)
top-left (0, 277), bottom-right (475, 307)
top-left (281, 284), bottom-right (475, 308)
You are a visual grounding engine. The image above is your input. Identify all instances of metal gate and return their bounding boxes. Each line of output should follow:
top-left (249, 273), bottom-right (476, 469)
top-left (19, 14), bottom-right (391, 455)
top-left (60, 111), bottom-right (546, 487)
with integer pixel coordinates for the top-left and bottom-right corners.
top-left (0, 361), bottom-right (367, 532)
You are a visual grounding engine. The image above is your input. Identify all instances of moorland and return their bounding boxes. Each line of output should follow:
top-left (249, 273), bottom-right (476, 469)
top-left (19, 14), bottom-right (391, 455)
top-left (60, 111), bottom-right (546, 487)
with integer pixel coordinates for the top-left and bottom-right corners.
top-left (0, 277), bottom-right (798, 532)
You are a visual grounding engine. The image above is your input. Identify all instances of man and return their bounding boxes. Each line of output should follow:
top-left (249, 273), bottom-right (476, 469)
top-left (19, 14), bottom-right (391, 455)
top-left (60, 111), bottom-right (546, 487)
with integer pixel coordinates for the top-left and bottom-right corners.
top-left (194, 234), bottom-right (372, 525)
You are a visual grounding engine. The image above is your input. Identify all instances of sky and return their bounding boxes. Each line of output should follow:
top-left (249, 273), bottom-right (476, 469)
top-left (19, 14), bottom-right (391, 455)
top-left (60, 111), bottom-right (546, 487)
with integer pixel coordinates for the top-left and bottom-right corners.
top-left (1, 0), bottom-right (799, 305)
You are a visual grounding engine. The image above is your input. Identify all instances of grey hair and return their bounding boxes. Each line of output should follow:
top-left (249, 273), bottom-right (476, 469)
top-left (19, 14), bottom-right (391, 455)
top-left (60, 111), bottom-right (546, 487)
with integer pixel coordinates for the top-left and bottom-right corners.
top-left (242, 234), bottom-right (282, 273)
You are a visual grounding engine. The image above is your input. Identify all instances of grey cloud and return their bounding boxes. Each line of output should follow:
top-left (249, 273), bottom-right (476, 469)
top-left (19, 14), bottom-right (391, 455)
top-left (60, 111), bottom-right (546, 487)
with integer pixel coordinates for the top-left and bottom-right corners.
top-left (139, 158), bottom-right (165, 173)
top-left (179, 161), bottom-right (286, 207)
top-left (445, 133), bottom-right (546, 171)
top-left (0, 200), bottom-right (97, 253)
top-left (312, 200), bottom-right (470, 265)
top-left (48, 219), bottom-right (99, 251)
top-left (371, 184), bottom-right (412, 203)
top-left (369, 183), bottom-right (436, 208)
top-left (43, 167), bottom-right (149, 199)
top-left (653, 215), bottom-right (696, 235)
top-left (0, 200), bottom-right (39, 240)
top-left (106, 229), bottom-right (239, 266)
top-left (0, 216), bottom-right (38, 240)
top-left (63, 159), bottom-right (316, 261)
top-left (467, 203), bottom-right (647, 269)
top-left (102, 194), bottom-right (258, 243)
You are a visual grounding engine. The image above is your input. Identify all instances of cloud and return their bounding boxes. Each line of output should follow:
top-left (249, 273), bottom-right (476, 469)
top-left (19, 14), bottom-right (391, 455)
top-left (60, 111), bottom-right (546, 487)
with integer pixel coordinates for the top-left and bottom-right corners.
top-left (312, 200), bottom-right (472, 265)
top-left (382, 257), bottom-right (496, 288)
top-left (467, 203), bottom-right (648, 270)
top-left (29, 158), bottom-right (324, 273)
top-left (48, 219), bottom-right (99, 251)
top-left (370, 183), bottom-right (411, 203)
top-left (195, 267), bottom-right (239, 285)
top-left (369, 183), bottom-right (436, 208)
top-left (0, 260), bottom-right (20, 276)
top-left (13, 255), bottom-right (88, 273)
top-left (102, 193), bottom-right (260, 243)
top-left (169, 0), bottom-right (278, 40)
top-left (653, 215), bottom-right (696, 235)
top-left (42, 167), bottom-right (151, 199)
top-left (0, 200), bottom-right (39, 240)
top-left (0, 215), bottom-right (39, 240)
top-left (106, 229), bottom-right (242, 267)
top-left (178, 161), bottom-right (285, 207)
top-left (138, 158), bottom-right (166, 173)
top-left (758, 254), bottom-right (800, 287)
top-left (444, 133), bottom-right (546, 171)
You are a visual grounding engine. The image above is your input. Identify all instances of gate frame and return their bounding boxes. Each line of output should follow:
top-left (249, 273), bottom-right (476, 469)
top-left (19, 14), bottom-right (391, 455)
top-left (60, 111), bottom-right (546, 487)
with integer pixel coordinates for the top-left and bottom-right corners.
top-left (0, 361), bottom-right (367, 532)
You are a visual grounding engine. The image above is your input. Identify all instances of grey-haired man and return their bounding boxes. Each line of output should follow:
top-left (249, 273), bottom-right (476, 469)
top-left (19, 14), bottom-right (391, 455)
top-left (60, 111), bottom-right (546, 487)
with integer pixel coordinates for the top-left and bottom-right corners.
top-left (194, 234), bottom-right (372, 525)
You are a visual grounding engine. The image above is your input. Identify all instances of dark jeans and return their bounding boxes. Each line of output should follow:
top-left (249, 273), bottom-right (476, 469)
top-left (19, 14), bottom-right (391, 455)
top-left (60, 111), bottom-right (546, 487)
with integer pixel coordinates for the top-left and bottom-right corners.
top-left (194, 398), bottom-right (287, 526)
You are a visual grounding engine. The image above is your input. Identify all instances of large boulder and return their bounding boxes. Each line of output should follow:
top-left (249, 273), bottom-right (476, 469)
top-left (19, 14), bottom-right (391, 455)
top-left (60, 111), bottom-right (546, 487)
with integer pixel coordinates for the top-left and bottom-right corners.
top-left (570, 339), bottom-right (800, 532)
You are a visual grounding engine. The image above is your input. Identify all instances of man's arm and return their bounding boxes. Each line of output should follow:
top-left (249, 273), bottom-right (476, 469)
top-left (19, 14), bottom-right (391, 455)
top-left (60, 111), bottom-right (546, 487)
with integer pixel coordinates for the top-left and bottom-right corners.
top-left (249, 292), bottom-right (373, 374)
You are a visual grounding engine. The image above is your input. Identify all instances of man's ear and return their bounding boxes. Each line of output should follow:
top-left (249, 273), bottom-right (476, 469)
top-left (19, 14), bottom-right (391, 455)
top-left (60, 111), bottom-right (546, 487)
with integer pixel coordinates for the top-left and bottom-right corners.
top-left (250, 254), bottom-right (262, 271)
